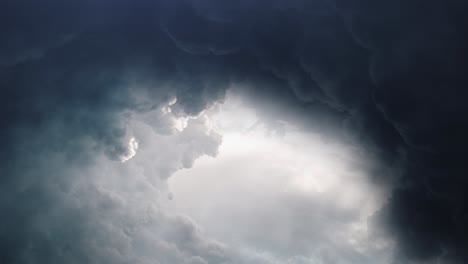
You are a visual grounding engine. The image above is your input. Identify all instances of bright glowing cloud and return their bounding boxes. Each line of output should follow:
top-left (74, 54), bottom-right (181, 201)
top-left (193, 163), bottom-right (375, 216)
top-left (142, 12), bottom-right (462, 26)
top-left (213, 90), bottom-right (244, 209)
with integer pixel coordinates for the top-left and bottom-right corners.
top-left (168, 93), bottom-right (394, 263)
top-left (119, 137), bottom-right (139, 162)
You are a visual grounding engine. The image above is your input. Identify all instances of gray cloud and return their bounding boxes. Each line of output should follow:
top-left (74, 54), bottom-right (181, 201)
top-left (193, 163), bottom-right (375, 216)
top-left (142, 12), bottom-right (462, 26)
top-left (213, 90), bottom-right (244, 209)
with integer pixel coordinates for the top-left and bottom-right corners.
top-left (1, 0), bottom-right (468, 263)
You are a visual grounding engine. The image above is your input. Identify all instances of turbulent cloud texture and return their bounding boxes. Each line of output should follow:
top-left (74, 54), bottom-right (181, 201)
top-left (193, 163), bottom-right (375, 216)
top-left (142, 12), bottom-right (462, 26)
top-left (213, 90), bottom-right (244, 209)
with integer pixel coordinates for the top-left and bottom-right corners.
top-left (1, 0), bottom-right (468, 263)
top-left (170, 97), bottom-right (395, 264)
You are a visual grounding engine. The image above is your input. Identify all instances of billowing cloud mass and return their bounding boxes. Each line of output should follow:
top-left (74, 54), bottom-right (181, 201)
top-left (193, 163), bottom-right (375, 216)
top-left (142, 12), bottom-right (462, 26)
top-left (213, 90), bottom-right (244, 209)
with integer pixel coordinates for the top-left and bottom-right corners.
top-left (1, 0), bottom-right (468, 264)
top-left (169, 96), bottom-right (395, 264)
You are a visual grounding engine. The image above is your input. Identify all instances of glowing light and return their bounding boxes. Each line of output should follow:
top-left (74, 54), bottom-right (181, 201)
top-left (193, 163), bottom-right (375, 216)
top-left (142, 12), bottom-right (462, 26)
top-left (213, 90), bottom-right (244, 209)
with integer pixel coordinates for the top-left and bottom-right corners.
top-left (120, 137), bottom-right (139, 162)
top-left (167, 93), bottom-right (392, 261)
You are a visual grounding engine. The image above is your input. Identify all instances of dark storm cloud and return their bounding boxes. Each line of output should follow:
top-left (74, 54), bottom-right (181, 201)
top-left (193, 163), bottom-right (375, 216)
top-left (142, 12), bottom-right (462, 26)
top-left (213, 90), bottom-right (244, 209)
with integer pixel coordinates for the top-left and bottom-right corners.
top-left (0, 1), bottom-right (235, 263)
top-left (331, 1), bottom-right (468, 262)
top-left (1, 0), bottom-right (468, 263)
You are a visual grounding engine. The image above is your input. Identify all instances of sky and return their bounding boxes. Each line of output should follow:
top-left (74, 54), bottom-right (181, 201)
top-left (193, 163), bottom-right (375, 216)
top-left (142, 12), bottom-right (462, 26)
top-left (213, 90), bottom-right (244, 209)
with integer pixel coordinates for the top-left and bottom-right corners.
top-left (1, 1), bottom-right (468, 264)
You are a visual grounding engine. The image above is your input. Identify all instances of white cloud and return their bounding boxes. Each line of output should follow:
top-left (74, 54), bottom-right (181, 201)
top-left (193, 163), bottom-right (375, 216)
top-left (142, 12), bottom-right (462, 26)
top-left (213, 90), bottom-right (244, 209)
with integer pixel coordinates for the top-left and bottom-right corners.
top-left (5, 88), bottom-right (394, 264)
top-left (119, 137), bottom-right (139, 162)
top-left (169, 93), bottom-right (395, 263)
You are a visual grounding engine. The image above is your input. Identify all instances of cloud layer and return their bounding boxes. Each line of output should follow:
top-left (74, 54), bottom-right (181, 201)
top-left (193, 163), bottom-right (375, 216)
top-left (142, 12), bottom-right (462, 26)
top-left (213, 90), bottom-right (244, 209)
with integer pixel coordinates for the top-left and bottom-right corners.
top-left (1, 0), bottom-right (468, 263)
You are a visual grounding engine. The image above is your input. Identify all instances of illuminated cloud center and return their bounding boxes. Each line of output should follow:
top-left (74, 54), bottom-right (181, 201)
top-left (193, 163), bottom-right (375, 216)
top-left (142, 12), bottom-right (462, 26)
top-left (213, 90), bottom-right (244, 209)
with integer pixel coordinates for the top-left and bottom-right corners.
top-left (168, 94), bottom-right (393, 263)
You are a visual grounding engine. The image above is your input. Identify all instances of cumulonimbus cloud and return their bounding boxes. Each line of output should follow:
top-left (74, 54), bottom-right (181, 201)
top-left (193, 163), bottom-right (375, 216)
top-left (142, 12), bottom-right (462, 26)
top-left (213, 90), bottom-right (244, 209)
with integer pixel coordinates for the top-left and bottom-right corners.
top-left (1, 0), bottom-right (468, 263)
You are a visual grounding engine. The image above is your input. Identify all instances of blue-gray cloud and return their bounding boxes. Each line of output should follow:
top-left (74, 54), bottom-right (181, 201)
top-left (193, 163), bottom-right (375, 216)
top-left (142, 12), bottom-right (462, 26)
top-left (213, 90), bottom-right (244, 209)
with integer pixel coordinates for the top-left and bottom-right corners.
top-left (1, 0), bottom-right (468, 263)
